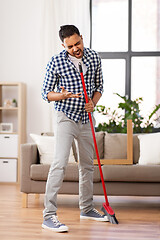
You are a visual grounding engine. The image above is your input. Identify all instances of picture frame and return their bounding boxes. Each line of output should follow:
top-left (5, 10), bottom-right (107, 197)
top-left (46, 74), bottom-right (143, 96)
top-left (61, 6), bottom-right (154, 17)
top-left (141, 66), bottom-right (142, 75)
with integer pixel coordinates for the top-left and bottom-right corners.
top-left (0, 123), bottom-right (13, 133)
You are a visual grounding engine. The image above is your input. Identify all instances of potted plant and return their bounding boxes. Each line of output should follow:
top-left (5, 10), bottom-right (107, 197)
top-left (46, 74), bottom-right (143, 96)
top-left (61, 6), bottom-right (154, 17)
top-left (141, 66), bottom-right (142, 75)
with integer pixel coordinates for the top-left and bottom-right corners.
top-left (12, 99), bottom-right (17, 107)
top-left (95, 93), bottom-right (160, 133)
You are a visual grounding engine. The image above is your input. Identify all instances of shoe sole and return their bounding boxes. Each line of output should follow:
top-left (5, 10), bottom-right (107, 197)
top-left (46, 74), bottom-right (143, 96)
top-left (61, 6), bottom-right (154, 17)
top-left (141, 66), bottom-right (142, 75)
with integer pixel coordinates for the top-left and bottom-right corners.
top-left (80, 216), bottom-right (109, 222)
top-left (42, 224), bottom-right (69, 233)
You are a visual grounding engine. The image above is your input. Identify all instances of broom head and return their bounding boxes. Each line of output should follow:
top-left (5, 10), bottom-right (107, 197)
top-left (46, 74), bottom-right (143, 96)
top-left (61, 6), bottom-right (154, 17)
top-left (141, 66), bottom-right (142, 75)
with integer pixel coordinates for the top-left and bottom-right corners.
top-left (101, 203), bottom-right (119, 224)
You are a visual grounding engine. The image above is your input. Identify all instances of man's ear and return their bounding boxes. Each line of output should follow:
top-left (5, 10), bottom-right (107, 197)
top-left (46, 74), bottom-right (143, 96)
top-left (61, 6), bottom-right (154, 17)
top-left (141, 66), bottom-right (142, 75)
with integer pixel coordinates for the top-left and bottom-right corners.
top-left (62, 43), bottom-right (65, 48)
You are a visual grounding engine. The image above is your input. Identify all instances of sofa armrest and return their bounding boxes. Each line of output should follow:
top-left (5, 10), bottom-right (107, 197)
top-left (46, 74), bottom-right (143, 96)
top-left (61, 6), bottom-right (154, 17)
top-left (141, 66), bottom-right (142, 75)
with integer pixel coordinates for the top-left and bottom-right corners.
top-left (20, 143), bottom-right (38, 193)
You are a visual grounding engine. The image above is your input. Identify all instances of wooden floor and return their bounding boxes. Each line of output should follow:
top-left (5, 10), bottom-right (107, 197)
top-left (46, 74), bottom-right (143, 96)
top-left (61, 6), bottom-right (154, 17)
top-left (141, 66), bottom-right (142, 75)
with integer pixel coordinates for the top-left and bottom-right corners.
top-left (0, 184), bottom-right (160, 240)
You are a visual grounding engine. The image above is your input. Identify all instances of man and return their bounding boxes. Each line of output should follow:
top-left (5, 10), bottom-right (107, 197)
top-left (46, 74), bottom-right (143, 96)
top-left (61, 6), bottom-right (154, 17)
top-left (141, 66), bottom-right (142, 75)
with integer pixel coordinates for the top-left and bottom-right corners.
top-left (41, 25), bottom-right (108, 233)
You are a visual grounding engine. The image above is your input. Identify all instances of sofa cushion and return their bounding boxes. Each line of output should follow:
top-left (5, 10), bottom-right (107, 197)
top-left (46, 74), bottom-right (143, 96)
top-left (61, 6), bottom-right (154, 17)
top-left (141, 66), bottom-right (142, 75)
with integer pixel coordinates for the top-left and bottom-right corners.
top-left (133, 134), bottom-right (140, 164)
top-left (104, 133), bottom-right (140, 164)
top-left (102, 164), bottom-right (160, 182)
top-left (94, 132), bottom-right (104, 159)
top-left (138, 132), bottom-right (160, 165)
top-left (104, 133), bottom-right (127, 160)
top-left (30, 163), bottom-right (101, 182)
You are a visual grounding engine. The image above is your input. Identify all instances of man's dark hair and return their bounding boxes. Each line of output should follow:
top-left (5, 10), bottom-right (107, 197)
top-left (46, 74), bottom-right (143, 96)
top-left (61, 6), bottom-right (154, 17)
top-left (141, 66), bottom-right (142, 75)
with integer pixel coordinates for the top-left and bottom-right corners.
top-left (59, 25), bottom-right (80, 42)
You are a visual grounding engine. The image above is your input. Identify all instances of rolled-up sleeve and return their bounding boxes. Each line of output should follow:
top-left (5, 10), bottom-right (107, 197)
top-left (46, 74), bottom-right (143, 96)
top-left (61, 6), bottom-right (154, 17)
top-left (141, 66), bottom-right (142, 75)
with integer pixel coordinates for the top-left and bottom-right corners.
top-left (41, 59), bottom-right (57, 102)
top-left (94, 55), bottom-right (103, 95)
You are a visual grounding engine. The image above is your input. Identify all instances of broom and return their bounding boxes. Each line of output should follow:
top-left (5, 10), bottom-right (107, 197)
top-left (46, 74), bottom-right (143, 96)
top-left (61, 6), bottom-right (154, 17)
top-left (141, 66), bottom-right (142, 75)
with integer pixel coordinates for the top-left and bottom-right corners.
top-left (78, 62), bottom-right (118, 224)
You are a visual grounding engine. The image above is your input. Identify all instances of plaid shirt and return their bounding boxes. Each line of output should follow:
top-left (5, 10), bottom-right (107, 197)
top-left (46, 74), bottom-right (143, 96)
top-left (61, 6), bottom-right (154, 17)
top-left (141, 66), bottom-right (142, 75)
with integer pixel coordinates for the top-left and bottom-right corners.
top-left (41, 47), bottom-right (103, 124)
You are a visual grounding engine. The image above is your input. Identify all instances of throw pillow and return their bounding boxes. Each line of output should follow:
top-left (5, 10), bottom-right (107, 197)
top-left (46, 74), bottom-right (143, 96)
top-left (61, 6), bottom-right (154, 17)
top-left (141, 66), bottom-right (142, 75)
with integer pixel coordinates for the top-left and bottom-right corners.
top-left (30, 134), bottom-right (75, 164)
top-left (94, 132), bottom-right (104, 159)
top-left (138, 132), bottom-right (160, 165)
top-left (104, 133), bottom-right (127, 159)
top-left (104, 133), bottom-right (141, 164)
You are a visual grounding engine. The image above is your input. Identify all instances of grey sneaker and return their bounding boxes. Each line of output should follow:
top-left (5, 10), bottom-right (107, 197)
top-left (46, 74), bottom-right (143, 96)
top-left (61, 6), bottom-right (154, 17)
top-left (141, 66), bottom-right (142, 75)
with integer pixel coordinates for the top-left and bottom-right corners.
top-left (42, 215), bottom-right (69, 232)
top-left (80, 208), bottom-right (109, 222)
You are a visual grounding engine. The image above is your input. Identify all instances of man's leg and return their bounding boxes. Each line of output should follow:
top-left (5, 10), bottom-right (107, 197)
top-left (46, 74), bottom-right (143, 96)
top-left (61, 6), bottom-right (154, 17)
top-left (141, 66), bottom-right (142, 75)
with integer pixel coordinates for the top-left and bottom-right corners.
top-left (43, 112), bottom-right (76, 220)
top-left (77, 120), bottom-right (109, 222)
top-left (77, 121), bottom-right (94, 213)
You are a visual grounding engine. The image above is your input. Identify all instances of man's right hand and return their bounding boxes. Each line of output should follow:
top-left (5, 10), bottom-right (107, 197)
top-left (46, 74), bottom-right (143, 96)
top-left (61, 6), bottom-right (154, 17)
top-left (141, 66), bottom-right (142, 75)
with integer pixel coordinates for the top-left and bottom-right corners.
top-left (60, 86), bottom-right (82, 99)
top-left (47, 87), bottom-right (82, 102)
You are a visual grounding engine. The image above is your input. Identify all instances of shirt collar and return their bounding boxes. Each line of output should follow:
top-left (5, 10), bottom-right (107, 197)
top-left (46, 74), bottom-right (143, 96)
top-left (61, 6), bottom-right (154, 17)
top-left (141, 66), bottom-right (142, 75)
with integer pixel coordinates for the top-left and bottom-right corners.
top-left (82, 48), bottom-right (90, 69)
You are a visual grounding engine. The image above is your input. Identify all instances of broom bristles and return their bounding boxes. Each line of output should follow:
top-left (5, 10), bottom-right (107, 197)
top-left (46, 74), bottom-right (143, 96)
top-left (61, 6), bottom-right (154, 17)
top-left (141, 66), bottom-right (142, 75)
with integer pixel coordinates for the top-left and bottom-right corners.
top-left (101, 206), bottom-right (119, 224)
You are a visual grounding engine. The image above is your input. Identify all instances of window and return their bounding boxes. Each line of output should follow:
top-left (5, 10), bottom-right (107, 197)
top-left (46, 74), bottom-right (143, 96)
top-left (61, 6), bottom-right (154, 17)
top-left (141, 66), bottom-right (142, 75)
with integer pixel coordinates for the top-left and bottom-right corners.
top-left (132, 0), bottom-right (160, 51)
top-left (92, 0), bottom-right (128, 52)
top-left (91, 0), bottom-right (160, 126)
top-left (99, 59), bottom-right (125, 107)
top-left (131, 57), bottom-right (160, 115)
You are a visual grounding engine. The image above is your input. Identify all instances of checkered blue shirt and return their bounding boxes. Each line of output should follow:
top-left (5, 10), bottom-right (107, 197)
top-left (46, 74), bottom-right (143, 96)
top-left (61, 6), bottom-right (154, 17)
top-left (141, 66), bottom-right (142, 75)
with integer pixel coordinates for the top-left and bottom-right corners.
top-left (41, 47), bottom-right (103, 124)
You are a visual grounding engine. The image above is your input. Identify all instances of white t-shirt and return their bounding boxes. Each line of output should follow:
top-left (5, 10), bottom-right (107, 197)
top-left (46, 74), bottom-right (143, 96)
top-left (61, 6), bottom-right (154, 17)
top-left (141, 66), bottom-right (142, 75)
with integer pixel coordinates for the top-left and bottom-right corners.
top-left (69, 55), bottom-right (87, 75)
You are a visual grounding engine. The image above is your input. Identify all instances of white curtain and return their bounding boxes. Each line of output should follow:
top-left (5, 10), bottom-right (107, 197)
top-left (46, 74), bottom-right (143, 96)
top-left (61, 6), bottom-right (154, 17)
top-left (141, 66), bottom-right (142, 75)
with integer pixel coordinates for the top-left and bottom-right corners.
top-left (42, 0), bottom-right (90, 62)
top-left (41, 0), bottom-right (91, 132)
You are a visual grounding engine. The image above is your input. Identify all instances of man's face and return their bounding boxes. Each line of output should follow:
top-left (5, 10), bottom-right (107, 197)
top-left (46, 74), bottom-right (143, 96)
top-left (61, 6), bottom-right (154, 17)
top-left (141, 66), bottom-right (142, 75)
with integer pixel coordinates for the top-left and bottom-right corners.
top-left (62, 33), bottom-right (84, 59)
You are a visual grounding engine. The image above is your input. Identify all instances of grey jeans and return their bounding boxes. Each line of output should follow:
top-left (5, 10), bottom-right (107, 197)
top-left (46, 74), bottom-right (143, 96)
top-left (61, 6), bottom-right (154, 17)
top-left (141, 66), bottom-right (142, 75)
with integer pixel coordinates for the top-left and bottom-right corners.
top-left (43, 111), bottom-right (95, 220)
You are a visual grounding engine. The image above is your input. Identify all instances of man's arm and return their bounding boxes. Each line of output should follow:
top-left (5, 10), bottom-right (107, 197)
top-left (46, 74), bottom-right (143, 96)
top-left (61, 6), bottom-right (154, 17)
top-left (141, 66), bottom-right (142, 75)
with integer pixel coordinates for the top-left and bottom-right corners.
top-left (84, 91), bottom-right (102, 113)
top-left (92, 91), bottom-right (102, 107)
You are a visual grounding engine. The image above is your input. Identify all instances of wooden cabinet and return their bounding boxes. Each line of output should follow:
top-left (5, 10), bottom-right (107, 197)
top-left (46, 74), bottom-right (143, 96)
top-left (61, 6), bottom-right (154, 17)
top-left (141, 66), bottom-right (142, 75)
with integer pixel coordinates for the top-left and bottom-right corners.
top-left (0, 82), bottom-right (26, 182)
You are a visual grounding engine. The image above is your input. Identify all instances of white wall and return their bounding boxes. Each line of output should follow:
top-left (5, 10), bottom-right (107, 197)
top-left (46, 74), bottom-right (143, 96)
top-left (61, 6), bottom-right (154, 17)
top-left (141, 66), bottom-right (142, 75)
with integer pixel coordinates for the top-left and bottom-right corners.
top-left (0, 0), bottom-right (90, 142)
top-left (0, 0), bottom-right (51, 141)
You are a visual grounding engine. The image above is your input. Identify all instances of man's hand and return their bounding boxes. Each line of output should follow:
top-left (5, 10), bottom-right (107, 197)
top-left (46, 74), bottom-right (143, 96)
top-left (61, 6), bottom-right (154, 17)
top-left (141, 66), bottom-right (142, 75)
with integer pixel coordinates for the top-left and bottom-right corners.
top-left (85, 98), bottom-right (95, 113)
top-left (60, 86), bottom-right (82, 99)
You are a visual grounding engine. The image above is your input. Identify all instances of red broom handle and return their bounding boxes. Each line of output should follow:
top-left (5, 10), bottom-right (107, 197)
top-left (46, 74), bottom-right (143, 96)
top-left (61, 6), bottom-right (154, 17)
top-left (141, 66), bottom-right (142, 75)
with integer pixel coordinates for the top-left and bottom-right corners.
top-left (79, 63), bottom-right (109, 206)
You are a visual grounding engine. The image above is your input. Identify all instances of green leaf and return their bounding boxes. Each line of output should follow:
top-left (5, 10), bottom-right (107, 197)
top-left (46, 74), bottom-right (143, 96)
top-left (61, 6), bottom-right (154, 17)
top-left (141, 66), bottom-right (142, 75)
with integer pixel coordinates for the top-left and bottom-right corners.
top-left (149, 104), bottom-right (160, 120)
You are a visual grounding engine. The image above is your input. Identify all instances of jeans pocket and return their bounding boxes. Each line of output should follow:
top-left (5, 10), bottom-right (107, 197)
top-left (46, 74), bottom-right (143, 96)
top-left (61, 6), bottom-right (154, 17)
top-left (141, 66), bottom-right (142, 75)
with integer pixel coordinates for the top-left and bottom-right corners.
top-left (56, 111), bottom-right (68, 123)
